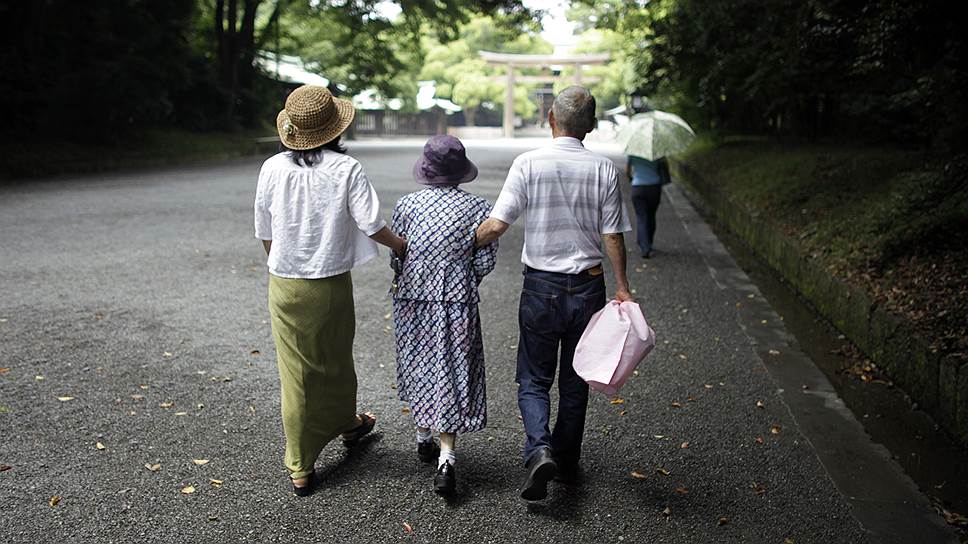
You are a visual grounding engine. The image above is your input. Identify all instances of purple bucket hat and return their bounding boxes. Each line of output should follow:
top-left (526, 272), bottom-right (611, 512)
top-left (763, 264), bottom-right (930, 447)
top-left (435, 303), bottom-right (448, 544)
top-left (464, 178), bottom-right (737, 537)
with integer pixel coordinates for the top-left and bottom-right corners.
top-left (412, 135), bottom-right (478, 185)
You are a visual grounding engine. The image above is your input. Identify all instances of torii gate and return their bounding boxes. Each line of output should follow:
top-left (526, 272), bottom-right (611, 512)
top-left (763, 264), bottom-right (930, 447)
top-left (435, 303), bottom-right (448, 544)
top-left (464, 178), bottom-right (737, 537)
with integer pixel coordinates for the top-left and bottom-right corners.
top-left (479, 51), bottom-right (610, 138)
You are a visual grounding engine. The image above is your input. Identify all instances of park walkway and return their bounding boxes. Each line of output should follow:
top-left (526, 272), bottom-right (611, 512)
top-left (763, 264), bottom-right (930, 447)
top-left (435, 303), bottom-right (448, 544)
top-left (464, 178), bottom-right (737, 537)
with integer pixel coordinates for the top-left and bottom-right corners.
top-left (0, 141), bottom-right (955, 543)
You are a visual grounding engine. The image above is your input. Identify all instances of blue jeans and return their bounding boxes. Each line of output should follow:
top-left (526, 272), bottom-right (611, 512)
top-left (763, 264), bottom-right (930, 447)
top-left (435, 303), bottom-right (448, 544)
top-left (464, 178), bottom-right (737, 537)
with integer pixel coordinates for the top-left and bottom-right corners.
top-left (631, 184), bottom-right (662, 254)
top-left (516, 266), bottom-right (606, 465)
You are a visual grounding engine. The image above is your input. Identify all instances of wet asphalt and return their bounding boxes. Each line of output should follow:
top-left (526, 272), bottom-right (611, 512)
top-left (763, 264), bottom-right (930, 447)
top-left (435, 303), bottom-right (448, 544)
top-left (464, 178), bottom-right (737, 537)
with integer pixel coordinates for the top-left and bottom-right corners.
top-left (0, 139), bottom-right (940, 543)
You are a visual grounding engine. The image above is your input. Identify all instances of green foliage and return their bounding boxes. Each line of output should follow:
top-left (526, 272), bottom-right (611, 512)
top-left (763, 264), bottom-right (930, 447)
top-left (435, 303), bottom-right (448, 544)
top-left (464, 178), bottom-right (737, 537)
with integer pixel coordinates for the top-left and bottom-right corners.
top-left (574, 0), bottom-right (968, 149)
top-left (419, 15), bottom-right (550, 123)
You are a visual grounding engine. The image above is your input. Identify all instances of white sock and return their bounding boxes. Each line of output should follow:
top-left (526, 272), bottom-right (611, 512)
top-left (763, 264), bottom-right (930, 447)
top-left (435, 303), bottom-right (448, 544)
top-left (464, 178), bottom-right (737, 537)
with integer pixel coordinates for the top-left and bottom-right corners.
top-left (416, 428), bottom-right (432, 443)
top-left (438, 450), bottom-right (455, 468)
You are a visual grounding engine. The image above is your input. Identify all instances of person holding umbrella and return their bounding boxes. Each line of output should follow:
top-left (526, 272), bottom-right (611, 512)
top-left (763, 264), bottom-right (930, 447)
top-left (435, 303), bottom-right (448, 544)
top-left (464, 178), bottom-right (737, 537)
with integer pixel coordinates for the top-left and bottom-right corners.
top-left (619, 106), bottom-right (696, 258)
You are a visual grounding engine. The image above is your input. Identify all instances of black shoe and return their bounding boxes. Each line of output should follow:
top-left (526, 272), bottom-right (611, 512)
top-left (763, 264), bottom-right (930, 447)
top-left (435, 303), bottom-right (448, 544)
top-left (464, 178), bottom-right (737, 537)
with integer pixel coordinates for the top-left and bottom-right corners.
top-left (417, 440), bottom-right (440, 464)
top-left (520, 448), bottom-right (557, 501)
top-left (434, 461), bottom-right (456, 495)
top-left (291, 471), bottom-right (316, 497)
top-left (553, 460), bottom-right (580, 484)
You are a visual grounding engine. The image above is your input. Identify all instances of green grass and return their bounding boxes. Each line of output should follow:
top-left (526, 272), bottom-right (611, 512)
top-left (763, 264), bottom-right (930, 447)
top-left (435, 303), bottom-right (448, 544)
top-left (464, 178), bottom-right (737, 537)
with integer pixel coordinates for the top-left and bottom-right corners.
top-left (679, 137), bottom-right (968, 358)
top-left (679, 138), bottom-right (966, 273)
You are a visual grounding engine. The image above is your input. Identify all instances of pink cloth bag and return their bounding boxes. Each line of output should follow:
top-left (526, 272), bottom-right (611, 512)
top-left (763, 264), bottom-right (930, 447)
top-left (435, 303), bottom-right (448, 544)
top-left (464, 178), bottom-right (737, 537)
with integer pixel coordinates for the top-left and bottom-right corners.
top-left (573, 300), bottom-right (656, 395)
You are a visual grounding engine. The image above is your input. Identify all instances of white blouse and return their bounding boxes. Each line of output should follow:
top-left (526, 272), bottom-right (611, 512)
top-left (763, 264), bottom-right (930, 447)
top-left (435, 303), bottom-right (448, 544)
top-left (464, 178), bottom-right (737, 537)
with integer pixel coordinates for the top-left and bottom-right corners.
top-left (254, 151), bottom-right (386, 279)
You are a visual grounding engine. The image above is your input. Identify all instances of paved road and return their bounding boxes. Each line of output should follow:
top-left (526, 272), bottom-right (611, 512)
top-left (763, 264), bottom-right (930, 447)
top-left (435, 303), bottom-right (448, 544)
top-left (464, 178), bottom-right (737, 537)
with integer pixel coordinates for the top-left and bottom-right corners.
top-left (0, 140), bottom-right (952, 543)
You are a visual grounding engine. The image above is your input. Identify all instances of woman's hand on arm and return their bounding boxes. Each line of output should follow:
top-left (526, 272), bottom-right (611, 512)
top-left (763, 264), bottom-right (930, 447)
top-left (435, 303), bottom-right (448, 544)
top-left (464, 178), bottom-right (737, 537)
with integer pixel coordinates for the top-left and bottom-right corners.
top-left (370, 226), bottom-right (407, 259)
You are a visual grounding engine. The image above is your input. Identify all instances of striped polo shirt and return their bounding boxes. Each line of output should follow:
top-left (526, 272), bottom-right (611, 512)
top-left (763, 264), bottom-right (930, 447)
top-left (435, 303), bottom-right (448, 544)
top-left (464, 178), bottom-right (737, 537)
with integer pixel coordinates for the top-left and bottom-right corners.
top-left (490, 137), bottom-right (631, 274)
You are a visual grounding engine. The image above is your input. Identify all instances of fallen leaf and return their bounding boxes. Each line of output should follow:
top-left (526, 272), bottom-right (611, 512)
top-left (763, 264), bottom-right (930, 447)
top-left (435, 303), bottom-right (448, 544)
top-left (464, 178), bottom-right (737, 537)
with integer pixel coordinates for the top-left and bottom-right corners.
top-left (401, 407), bottom-right (411, 414)
top-left (747, 293), bottom-right (755, 299)
top-left (208, 515), bottom-right (219, 522)
top-left (57, 396), bottom-right (75, 402)
top-left (675, 486), bottom-right (689, 494)
top-left (250, 350), bottom-right (261, 356)
top-left (686, 395), bottom-right (696, 402)
top-left (402, 522), bottom-right (413, 534)
top-left (95, 442), bottom-right (106, 450)
top-left (755, 437), bottom-right (765, 444)
top-left (771, 425), bottom-right (782, 435)
top-left (610, 398), bottom-right (625, 405)
top-left (678, 354), bottom-right (687, 360)
top-left (94, 312), bottom-right (104, 320)
top-left (384, 313), bottom-right (392, 320)
top-left (704, 384), bottom-right (713, 389)
top-left (662, 506), bottom-right (672, 516)
top-left (163, 352), bottom-right (173, 358)
top-left (0, 465), bottom-right (12, 472)
top-left (0, 368), bottom-right (9, 374)
top-left (756, 400), bottom-right (765, 409)
top-left (630, 471), bottom-right (647, 480)
top-left (174, 412), bottom-right (188, 416)
top-left (670, 402), bottom-right (682, 408)
top-left (49, 495), bottom-right (61, 507)
top-left (619, 410), bottom-right (628, 417)
top-left (768, 349), bottom-right (781, 356)
top-left (145, 463), bottom-right (161, 472)
top-left (718, 516), bottom-right (729, 526)
top-left (35, 375), bottom-right (45, 381)
top-left (249, 406), bottom-right (256, 414)
top-left (656, 468), bottom-right (670, 476)
top-left (210, 479), bottom-right (223, 487)
top-left (159, 402), bottom-right (174, 409)
top-left (653, 435), bottom-right (665, 439)
top-left (180, 485), bottom-right (196, 494)
top-left (680, 441), bottom-right (689, 449)
top-left (751, 482), bottom-right (767, 495)
top-left (139, 384), bottom-right (149, 390)
top-left (130, 394), bottom-right (144, 401)
top-left (192, 459), bottom-right (210, 466)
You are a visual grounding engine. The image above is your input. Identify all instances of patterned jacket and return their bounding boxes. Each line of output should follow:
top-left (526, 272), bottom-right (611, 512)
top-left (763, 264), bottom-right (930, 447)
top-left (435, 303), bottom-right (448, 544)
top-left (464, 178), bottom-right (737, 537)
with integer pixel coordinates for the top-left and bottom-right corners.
top-left (390, 187), bottom-right (498, 304)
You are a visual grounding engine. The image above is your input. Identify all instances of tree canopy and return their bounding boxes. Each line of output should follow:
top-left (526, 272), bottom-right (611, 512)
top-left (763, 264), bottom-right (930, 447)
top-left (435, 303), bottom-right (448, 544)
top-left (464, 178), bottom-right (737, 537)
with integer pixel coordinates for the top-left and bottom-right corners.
top-left (572, 0), bottom-right (968, 149)
top-left (0, 0), bottom-right (536, 142)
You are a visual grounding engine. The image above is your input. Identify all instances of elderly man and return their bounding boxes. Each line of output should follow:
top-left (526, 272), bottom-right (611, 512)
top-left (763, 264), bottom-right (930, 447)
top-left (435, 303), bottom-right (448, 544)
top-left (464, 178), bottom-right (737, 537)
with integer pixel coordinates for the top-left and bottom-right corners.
top-left (476, 86), bottom-right (633, 501)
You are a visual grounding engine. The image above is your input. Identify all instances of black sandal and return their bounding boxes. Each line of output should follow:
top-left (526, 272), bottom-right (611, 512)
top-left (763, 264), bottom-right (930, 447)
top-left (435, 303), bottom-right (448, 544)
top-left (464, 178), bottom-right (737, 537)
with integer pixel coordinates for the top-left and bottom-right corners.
top-left (291, 471), bottom-right (316, 497)
top-left (341, 412), bottom-right (376, 446)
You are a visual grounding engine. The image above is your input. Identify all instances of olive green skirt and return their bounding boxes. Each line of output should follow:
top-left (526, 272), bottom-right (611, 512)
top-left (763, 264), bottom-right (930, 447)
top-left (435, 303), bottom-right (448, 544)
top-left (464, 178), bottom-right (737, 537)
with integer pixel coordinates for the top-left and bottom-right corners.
top-left (268, 272), bottom-right (358, 479)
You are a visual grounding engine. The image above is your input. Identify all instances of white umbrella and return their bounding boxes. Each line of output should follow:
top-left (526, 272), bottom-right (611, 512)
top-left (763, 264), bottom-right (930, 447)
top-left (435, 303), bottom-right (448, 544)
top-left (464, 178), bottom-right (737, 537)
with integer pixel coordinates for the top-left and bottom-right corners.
top-left (618, 110), bottom-right (696, 160)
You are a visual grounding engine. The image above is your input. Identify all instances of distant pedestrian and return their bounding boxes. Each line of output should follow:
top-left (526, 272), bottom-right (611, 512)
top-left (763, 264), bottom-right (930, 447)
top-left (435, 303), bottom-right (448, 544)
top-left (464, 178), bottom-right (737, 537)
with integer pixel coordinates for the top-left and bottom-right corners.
top-left (476, 86), bottom-right (633, 501)
top-left (390, 135), bottom-right (498, 496)
top-left (254, 85), bottom-right (406, 496)
top-left (626, 155), bottom-right (671, 258)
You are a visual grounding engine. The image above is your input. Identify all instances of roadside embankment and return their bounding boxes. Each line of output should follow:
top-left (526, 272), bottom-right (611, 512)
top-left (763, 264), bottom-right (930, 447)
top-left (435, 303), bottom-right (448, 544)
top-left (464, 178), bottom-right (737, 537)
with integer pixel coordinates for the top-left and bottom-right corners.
top-left (672, 138), bottom-right (968, 448)
top-left (0, 129), bottom-right (277, 181)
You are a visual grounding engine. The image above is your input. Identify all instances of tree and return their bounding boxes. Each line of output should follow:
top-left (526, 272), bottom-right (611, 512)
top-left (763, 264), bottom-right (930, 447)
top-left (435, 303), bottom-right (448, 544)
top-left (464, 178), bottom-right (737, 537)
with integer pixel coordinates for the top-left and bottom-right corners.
top-left (419, 15), bottom-right (550, 125)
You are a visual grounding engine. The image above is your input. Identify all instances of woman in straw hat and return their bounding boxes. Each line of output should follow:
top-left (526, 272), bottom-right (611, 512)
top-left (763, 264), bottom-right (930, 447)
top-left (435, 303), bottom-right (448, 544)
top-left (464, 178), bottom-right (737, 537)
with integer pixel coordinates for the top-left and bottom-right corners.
top-left (254, 85), bottom-right (406, 496)
top-left (389, 135), bottom-right (498, 495)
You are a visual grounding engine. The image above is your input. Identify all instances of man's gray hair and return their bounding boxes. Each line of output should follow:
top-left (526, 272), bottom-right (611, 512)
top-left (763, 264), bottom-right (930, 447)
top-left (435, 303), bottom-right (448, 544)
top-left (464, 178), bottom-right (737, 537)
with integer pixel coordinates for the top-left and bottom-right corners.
top-left (552, 86), bottom-right (597, 134)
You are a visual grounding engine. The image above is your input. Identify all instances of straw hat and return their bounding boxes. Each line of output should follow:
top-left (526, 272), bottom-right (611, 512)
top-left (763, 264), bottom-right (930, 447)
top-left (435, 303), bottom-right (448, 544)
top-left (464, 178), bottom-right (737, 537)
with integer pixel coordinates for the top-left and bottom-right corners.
top-left (276, 85), bottom-right (355, 150)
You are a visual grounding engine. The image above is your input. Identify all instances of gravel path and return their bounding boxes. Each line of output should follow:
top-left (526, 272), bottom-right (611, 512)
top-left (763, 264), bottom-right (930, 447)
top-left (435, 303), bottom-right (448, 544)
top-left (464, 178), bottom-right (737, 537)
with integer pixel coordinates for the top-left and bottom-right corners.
top-left (1, 142), bottom-right (872, 543)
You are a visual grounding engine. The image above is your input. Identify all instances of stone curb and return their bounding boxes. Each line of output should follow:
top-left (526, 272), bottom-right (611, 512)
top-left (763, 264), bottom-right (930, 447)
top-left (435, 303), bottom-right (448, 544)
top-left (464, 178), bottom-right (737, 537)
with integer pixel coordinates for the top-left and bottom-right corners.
top-left (672, 159), bottom-right (967, 448)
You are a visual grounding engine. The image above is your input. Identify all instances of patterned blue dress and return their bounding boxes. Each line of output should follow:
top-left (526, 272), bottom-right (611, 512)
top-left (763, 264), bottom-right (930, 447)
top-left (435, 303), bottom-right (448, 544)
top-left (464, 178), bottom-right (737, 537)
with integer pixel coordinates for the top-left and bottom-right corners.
top-left (390, 186), bottom-right (498, 433)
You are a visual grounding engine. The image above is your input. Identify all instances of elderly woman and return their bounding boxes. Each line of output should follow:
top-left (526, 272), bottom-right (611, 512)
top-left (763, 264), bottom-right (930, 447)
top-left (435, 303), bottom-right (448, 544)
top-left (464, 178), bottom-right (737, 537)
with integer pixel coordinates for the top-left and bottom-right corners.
top-left (390, 135), bottom-right (498, 495)
top-left (254, 85), bottom-right (406, 496)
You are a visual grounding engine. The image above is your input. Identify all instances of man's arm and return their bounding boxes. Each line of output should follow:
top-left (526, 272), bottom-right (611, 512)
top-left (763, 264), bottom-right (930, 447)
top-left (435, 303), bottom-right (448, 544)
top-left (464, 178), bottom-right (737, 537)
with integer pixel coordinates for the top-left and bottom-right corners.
top-left (262, 240), bottom-right (271, 255)
top-left (475, 218), bottom-right (509, 247)
top-left (603, 233), bottom-right (634, 302)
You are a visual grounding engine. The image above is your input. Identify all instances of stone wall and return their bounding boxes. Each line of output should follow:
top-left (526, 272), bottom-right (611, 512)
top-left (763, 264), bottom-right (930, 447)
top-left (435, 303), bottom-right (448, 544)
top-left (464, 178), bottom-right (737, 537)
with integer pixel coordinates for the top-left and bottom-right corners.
top-left (673, 160), bottom-right (968, 448)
